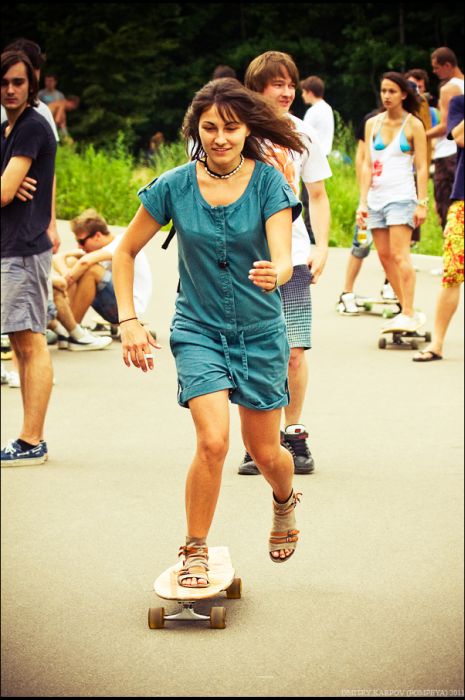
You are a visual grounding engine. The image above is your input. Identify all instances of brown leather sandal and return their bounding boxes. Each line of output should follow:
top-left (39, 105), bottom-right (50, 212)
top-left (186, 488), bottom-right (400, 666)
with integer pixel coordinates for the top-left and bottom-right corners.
top-left (269, 491), bottom-right (302, 563)
top-left (177, 539), bottom-right (210, 588)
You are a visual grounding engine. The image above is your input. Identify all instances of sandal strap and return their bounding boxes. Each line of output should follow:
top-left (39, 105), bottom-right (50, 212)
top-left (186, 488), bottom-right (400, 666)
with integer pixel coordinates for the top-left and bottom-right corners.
top-left (269, 529), bottom-right (300, 545)
top-left (178, 544), bottom-right (210, 573)
top-left (273, 491), bottom-right (302, 516)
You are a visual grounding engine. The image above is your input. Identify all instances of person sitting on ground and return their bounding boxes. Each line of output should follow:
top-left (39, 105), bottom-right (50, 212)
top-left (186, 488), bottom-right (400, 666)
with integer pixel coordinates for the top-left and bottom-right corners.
top-left (52, 209), bottom-right (152, 342)
top-left (48, 268), bottom-right (112, 351)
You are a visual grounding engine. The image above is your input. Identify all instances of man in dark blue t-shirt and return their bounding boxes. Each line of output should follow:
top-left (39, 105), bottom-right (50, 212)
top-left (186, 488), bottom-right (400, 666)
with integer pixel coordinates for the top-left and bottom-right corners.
top-left (413, 93), bottom-right (464, 363)
top-left (1, 49), bottom-right (57, 466)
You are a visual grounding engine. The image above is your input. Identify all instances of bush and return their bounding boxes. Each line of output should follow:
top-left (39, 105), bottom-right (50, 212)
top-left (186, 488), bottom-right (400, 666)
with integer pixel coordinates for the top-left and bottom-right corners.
top-left (55, 133), bottom-right (142, 225)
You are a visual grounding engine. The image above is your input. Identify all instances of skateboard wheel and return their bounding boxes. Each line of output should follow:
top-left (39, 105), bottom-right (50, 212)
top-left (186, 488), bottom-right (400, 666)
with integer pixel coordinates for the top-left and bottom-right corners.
top-left (210, 606), bottom-right (226, 629)
top-left (364, 303), bottom-right (372, 311)
top-left (425, 332), bottom-right (432, 342)
top-left (382, 309), bottom-right (393, 319)
top-left (410, 340), bottom-right (419, 350)
top-left (148, 607), bottom-right (165, 629)
top-left (378, 337), bottom-right (387, 349)
top-left (226, 578), bottom-right (242, 599)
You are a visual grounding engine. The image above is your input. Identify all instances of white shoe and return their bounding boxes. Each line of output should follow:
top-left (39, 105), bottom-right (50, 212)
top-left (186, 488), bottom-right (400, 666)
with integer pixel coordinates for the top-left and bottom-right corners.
top-left (68, 332), bottom-right (112, 351)
top-left (413, 311), bottom-right (426, 330)
top-left (7, 371), bottom-right (21, 388)
top-left (382, 313), bottom-right (424, 333)
top-left (337, 292), bottom-right (359, 315)
top-left (381, 282), bottom-right (398, 302)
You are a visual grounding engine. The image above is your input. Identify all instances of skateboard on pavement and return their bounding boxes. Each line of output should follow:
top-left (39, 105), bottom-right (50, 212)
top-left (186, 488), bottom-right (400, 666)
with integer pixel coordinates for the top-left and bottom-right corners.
top-left (148, 546), bottom-right (241, 629)
top-left (355, 296), bottom-right (402, 319)
top-left (378, 316), bottom-right (431, 350)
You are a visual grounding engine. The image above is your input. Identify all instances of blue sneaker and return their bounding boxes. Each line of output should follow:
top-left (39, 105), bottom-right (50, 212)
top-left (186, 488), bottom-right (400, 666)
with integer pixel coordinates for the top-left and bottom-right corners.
top-left (1, 439), bottom-right (48, 467)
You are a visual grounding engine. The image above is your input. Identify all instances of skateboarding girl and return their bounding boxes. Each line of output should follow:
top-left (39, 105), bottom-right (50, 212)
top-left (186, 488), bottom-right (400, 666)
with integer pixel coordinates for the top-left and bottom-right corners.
top-left (113, 78), bottom-right (304, 587)
top-left (356, 71), bottom-right (428, 334)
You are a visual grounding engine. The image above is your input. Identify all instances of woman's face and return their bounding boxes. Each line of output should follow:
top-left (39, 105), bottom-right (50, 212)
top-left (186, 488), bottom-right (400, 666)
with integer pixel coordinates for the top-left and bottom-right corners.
top-left (380, 79), bottom-right (406, 111)
top-left (199, 104), bottom-right (250, 170)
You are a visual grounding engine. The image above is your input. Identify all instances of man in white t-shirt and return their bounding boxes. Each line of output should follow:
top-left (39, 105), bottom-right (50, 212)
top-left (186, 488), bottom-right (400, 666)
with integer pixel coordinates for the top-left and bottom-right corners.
top-left (51, 209), bottom-right (152, 349)
top-left (301, 75), bottom-right (334, 157)
top-left (240, 51), bottom-right (331, 476)
top-left (300, 75), bottom-right (334, 243)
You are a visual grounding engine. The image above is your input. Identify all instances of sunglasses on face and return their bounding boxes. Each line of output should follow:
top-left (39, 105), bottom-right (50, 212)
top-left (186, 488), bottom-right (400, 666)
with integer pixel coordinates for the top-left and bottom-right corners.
top-left (76, 231), bottom-right (98, 246)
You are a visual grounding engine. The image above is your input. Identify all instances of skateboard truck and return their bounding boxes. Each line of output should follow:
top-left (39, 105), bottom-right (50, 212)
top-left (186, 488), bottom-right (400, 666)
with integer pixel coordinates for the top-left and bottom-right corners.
top-left (160, 601), bottom-right (211, 622)
top-left (148, 580), bottom-right (242, 629)
top-left (378, 329), bottom-right (431, 350)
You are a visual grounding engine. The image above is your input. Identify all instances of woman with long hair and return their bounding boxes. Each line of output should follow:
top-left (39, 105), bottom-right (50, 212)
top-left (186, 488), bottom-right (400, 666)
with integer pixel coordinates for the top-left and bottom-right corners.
top-left (113, 79), bottom-right (305, 587)
top-left (357, 71), bottom-right (428, 333)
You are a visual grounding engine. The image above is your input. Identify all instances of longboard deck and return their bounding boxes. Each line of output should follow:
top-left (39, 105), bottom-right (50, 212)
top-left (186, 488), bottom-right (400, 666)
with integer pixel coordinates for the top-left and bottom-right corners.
top-left (356, 297), bottom-right (400, 305)
top-left (380, 324), bottom-right (425, 334)
top-left (154, 546), bottom-right (234, 601)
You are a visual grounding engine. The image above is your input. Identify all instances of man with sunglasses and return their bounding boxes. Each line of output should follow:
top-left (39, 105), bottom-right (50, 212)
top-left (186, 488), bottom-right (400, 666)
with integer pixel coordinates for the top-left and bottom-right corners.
top-left (51, 208), bottom-right (152, 346)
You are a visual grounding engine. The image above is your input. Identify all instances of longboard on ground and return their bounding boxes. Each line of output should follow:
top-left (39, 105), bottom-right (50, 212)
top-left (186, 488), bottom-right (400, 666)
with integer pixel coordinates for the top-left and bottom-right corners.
top-left (148, 546), bottom-right (241, 630)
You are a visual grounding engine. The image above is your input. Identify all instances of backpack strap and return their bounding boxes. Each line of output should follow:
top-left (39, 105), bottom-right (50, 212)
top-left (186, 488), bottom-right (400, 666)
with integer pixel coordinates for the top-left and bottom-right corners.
top-left (162, 224), bottom-right (176, 250)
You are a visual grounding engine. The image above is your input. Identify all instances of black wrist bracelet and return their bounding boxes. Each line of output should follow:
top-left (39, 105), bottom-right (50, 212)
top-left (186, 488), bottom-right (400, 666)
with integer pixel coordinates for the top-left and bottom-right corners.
top-left (119, 317), bottom-right (138, 325)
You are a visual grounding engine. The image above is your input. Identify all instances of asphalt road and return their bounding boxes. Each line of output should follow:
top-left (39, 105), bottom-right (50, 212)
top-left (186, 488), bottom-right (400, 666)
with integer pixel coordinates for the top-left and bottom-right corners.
top-left (1, 220), bottom-right (463, 697)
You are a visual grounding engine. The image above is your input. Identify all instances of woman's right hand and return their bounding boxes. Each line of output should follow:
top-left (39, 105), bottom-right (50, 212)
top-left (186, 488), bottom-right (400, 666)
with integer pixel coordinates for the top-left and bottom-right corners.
top-left (356, 205), bottom-right (368, 229)
top-left (120, 320), bottom-right (161, 372)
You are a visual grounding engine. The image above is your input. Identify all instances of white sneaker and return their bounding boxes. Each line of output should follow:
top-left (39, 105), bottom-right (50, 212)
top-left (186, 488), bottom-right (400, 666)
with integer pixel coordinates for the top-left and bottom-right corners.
top-left (381, 282), bottom-right (398, 301)
top-left (337, 292), bottom-right (359, 315)
top-left (413, 311), bottom-right (426, 330)
top-left (382, 313), bottom-right (423, 333)
top-left (68, 332), bottom-right (112, 351)
top-left (7, 371), bottom-right (21, 388)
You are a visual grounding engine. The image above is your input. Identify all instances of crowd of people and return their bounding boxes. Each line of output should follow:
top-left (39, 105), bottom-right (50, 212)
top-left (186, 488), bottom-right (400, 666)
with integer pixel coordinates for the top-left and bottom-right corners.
top-left (1, 40), bottom-right (463, 588)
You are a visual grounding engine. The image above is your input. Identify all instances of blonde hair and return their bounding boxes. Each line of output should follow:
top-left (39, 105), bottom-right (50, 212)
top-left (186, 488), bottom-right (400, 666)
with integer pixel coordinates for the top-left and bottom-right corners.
top-left (70, 209), bottom-right (110, 236)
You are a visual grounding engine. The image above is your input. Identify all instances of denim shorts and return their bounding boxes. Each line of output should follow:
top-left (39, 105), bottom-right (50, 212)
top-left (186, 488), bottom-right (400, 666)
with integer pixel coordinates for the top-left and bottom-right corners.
top-left (367, 200), bottom-right (416, 230)
top-left (1, 249), bottom-right (52, 334)
top-left (91, 269), bottom-right (119, 324)
top-left (170, 318), bottom-right (290, 410)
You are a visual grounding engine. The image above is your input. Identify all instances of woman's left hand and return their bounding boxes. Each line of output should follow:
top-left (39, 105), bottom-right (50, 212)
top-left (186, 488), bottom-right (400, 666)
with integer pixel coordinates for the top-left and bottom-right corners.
top-left (249, 260), bottom-right (278, 293)
top-left (413, 204), bottom-right (427, 228)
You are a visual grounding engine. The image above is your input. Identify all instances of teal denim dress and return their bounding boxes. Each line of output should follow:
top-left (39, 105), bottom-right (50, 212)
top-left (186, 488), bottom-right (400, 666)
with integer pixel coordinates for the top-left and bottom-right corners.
top-left (139, 160), bottom-right (301, 409)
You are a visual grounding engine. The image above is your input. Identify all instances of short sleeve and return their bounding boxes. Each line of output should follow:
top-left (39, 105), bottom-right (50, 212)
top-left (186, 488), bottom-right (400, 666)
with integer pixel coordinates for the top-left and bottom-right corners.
top-left (138, 176), bottom-right (171, 226)
top-left (447, 95), bottom-right (464, 140)
top-left (262, 167), bottom-right (302, 222)
top-left (11, 120), bottom-right (45, 160)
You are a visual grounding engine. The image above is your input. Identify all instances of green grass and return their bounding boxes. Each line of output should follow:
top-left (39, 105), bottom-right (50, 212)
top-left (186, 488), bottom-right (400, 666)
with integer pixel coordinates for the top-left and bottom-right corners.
top-left (55, 134), bottom-right (443, 255)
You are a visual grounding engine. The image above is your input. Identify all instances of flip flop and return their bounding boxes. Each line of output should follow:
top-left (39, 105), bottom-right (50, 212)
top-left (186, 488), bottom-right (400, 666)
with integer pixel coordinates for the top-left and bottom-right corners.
top-left (412, 350), bottom-right (443, 362)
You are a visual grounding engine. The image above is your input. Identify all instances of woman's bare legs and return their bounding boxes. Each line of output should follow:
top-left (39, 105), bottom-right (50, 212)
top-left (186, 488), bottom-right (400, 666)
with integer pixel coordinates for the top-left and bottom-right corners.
top-left (372, 228), bottom-right (404, 306)
top-left (372, 225), bottom-right (415, 315)
top-left (239, 406), bottom-right (295, 560)
top-left (183, 390), bottom-right (230, 586)
top-left (389, 224), bottom-right (416, 316)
